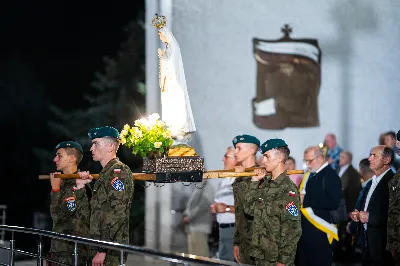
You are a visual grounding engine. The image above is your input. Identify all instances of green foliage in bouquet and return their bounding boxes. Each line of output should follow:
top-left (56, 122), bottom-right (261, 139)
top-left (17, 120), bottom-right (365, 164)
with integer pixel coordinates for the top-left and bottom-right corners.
top-left (120, 113), bottom-right (173, 158)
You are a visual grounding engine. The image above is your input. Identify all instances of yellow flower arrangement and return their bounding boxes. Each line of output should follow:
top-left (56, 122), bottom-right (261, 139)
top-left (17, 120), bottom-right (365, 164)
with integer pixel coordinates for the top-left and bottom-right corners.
top-left (120, 113), bottom-right (174, 158)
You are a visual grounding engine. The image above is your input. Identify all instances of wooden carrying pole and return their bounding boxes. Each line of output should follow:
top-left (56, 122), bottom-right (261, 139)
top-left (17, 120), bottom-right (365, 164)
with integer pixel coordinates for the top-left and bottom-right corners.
top-left (38, 168), bottom-right (304, 181)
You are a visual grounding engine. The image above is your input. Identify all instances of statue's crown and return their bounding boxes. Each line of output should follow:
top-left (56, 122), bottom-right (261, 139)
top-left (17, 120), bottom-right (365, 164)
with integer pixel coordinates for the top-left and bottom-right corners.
top-left (152, 13), bottom-right (167, 29)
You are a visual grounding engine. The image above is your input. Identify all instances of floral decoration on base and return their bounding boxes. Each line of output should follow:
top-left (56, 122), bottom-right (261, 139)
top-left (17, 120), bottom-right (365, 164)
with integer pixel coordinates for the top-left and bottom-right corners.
top-left (120, 113), bottom-right (173, 158)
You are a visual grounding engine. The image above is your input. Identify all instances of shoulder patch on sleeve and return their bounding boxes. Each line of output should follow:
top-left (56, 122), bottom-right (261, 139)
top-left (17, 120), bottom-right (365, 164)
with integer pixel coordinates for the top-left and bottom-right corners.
top-left (285, 201), bottom-right (299, 216)
top-left (288, 191), bottom-right (296, 197)
top-left (111, 177), bottom-right (125, 191)
top-left (64, 197), bottom-right (76, 212)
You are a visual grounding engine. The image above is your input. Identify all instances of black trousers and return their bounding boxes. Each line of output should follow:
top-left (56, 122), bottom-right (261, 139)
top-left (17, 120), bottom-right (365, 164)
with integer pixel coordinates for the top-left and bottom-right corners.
top-left (361, 249), bottom-right (395, 266)
top-left (296, 240), bottom-right (332, 266)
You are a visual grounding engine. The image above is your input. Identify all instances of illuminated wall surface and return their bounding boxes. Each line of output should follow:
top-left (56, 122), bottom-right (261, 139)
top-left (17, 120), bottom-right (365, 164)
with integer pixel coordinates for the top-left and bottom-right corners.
top-left (165, 0), bottom-right (400, 170)
top-left (144, 0), bottom-right (400, 253)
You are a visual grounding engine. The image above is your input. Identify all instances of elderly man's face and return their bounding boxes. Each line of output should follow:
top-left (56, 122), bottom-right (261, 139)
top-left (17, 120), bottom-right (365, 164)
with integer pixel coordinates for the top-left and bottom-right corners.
top-left (304, 150), bottom-right (323, 172)
top-left (368, 147), bottom-right (385, 172)
top-left (223, 148), bottom-right (237, 169)
top-left (339, 152), bottom-right (351, 167)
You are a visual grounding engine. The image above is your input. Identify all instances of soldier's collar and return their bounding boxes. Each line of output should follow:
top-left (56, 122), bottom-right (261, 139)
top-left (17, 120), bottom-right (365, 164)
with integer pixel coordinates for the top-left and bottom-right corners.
top-left (270, 172), bottom-right (287, 185)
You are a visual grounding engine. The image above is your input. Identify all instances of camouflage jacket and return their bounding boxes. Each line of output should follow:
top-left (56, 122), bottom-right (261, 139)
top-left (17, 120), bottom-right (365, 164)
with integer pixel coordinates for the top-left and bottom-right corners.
top-left (242, 172), bottom-right (301, 265)
top-left (50, 177), bottom-right (90, 263)
top-left (232, 177), bottom-right (253, 246)
top-left (387, 170), bottom-right (400, 252)
top-left (89, 158), bottom-right (134, 261)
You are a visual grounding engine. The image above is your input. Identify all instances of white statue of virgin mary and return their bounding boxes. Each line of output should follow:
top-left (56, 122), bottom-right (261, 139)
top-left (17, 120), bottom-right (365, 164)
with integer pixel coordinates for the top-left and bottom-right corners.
top-left (153, 14), bottom-right (196, 143)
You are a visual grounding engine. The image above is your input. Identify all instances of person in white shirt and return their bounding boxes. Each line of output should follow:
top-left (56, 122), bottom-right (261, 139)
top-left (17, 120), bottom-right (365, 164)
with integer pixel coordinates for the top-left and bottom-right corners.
top-left (210, 147), bottom-right (237, 261)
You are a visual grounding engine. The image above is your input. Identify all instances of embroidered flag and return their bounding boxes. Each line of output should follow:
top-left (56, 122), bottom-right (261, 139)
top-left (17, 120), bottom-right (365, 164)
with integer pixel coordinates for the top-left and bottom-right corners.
top-left (114, 169), bottom-right (121, 174)
top-left (288, 191), bottom-right (296, 197)
top-left (65, 197), bottom-right (76, 212)
top-left (285, 201), bottom-right (299, 216)
top-left (111, 177), bottom-right (125, 191)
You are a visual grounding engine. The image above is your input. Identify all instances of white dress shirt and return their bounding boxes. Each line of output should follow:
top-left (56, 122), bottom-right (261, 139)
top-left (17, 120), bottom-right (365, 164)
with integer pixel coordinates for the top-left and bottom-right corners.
top-left (363, 168), bottom-right (391, 229)
top-left (316, 161), bottom-right (329, 173)
top-left (338, 164), bottom-right (350, 178)
top-left (214, 178), bottom-right (235, 224)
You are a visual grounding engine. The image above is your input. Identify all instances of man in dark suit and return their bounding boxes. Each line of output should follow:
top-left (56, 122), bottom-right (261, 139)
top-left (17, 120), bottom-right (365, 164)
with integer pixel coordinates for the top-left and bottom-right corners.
top-left (296, 146), bottom-right (342, 266)
top-left (347, 159), bottom-right (375, 251)
top-left (339, 151), bottom-right (362, 214)
top-left (350, 145), bottom-right (395, 265)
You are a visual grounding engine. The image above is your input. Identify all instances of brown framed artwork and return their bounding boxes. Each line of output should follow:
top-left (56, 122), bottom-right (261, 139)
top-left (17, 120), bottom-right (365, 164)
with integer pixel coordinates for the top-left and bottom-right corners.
top-left (252, 24), bottom-right (322, 130)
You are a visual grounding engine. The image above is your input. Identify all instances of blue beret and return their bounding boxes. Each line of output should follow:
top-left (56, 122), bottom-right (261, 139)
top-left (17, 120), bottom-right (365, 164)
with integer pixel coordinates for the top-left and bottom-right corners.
top-left (397, 130), bottom-right (400, 141)
top-left (232, 134), bottom-right (260, 148)
top-left (88, 126), bottom-right (120, 140)
top-left (55, 141), bottom-right (83, 154)
top-left (260, 138), bottom-right (288, 154)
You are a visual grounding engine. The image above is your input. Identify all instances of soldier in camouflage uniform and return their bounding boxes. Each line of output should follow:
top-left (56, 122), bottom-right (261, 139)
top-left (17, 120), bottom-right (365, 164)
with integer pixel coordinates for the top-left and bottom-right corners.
top-left (231, 134), bottom-right (260, 265)
top-left (48, 141), bottom-right (90, 266)
top-left (77, 126), bottom-right (134, 266)
top-left (387, 130), bottom-right (400, 264)
top-left (241, 139), bottom-right (301, 266)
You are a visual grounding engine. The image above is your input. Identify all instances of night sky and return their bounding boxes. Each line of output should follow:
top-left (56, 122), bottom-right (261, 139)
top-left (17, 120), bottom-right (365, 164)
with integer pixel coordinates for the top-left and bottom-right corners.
top-left (2, 0), bottom-right (144, 110)
top-left (1, 0), bottom-right (145, 249)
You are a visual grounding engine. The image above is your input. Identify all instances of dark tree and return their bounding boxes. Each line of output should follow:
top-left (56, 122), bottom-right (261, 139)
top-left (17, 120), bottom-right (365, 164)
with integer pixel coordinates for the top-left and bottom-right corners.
top-left (34, 19), bottom-right (146, 246)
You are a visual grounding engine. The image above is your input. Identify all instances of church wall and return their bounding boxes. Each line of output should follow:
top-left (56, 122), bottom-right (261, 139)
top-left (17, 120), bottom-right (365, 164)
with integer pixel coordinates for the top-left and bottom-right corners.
top-left (168, 0), bottom-right (400, 171)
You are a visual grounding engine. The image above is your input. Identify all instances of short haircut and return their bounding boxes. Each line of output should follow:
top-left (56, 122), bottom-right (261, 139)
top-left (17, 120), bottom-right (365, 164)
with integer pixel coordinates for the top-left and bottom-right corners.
top-left (103, 137), bottom-right (121, 152)
top-left (359, 158), bottom-right (373, 175)
top-left (275, 146), bottom-right (290, 162)
top-left (304, 146), bottom-right (324, 158)
top-left (383, 146), bottom-right (394, 165)
top-left (385, 131), bottom-right (396, 139)
top-left (64, 147), bottom-right (83, 165)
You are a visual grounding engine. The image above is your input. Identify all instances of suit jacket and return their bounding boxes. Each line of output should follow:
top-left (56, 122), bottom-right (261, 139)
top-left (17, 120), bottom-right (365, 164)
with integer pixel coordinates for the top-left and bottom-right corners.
top-left (359, 169), bottom-right (394, 261)
top-left (184, 182), bottom-right (215, 234)
top-left (301, 164), bottom-right (342, 246)
top-left (341, 164), bottom-right (362, 214)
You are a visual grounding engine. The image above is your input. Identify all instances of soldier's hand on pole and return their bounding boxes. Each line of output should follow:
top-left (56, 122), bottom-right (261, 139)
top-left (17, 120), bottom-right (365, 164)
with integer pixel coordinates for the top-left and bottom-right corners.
top-left (77, 171), bottom-right (93, 180)
top-left (50, 172), bottom-right (62, 190)
top-left (234, 166), bottom-right (245, 173)
top-left (252, 168), bottom-right (266, 181)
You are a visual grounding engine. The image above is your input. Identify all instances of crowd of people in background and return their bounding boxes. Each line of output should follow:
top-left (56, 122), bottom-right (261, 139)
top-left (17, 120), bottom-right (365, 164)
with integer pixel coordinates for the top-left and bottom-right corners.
top-left (182, 130), bottom-right (400, 266)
